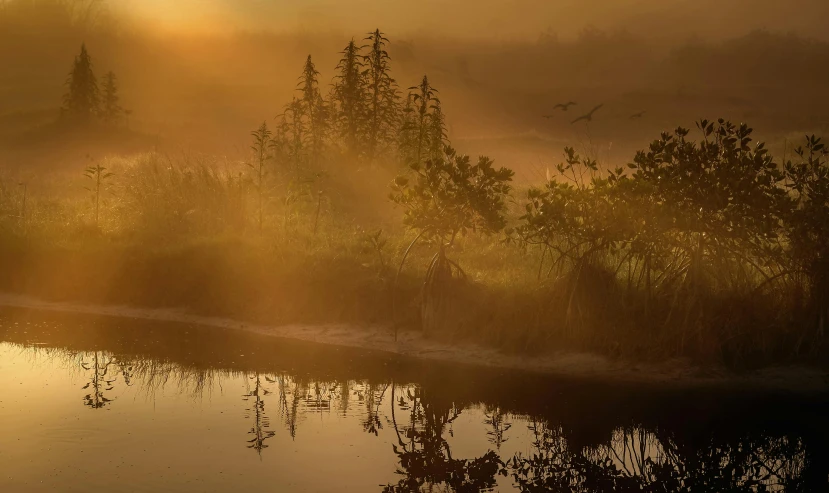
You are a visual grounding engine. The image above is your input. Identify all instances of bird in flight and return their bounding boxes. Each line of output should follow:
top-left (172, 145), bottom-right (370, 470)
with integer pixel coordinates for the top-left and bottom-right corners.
top-left (554, 101), bottom-right (577, 111)
top-left (571, 104), bottom-right (604, 124)
top-left (542, 102), bottom-right (577, 118)
top-left (630, 111), bottom-right (646, 119)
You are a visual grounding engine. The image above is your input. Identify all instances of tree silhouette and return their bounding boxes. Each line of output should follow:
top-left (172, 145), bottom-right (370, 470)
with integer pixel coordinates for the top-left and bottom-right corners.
top-left (784, 135), bottom-right (829, 344)
top-left (390, 146), bottom-right (514, 337)
top-left (100, 71), bottom-right (123, 126)
top-left (331, 39), bottom-right (367, 159)
top-left (363, 29), bottom-right (400, 161)
top-left (297, 55), bottom-right (327, 165)
top-left (63, 43), bottom-right (99, 121)
top-left (281, 97), bottom-right (306, 175)
top-left (383, 387), bottom-right (502, 492)
top-left (248, 121), bottom-right (272, 231)
top-left (80, 351), bottom-right (118, 409)
top-left (83, 158), bottom-right (113, 229)
top-left (402, 75), bottom-right (440, 168)
top-left (427, 99), bottom-right (447, 162)
top-left (243, 373), bottom-right (276, 456)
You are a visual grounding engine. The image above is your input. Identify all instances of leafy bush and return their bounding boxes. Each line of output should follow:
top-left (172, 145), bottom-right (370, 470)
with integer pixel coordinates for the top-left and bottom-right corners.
top-left (390, 146), bottom-right (513, 337)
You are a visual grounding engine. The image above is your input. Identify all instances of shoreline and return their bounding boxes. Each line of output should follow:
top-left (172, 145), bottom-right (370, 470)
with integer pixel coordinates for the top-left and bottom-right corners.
top-left (0, 292), bottom-right (826, 393)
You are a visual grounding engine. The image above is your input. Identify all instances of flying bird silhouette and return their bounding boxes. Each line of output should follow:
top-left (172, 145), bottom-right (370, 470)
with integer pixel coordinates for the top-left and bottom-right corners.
top-left (630, 111), bottom-right (646, 119)
top-left (571, 104), bottom-right (604, 124)
top-left (553, 101), bottom-right (577, 111)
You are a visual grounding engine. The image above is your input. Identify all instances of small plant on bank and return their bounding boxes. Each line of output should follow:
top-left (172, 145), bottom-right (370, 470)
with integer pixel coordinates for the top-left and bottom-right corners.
top-left (83, 158), bottom-right (113, 229)
top-left (249, 121), bottom-right (272, 232)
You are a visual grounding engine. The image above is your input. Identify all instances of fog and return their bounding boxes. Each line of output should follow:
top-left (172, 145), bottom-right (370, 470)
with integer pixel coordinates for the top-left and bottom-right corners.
top-left (112, 0), bottom-right (829, 41)
top-left (3, 0), bottom-right (829, 178)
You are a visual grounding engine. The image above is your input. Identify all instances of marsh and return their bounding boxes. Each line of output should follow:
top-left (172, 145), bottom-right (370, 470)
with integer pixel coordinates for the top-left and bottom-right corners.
top-left (3, 1), bottom-right (829, 491)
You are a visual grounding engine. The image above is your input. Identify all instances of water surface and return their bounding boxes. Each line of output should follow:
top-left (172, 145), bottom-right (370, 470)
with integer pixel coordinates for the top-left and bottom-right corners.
top-left (1, 307), bottom-right (827, 492)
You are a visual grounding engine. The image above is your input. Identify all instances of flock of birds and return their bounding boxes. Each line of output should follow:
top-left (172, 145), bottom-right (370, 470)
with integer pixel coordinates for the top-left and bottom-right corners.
top-left (542, 102), bottom-right (646, 124)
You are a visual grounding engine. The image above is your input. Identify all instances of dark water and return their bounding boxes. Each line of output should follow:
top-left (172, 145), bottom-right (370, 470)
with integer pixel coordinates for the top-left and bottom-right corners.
top-left (1, 307), bottom-right (828, 492)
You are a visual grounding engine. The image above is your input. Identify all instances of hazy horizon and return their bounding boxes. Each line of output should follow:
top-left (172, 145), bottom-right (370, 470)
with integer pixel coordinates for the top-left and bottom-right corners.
top-left (4, 0), bottom-right (829, 177)
top-left (108, 0), bottom-right (829, 41)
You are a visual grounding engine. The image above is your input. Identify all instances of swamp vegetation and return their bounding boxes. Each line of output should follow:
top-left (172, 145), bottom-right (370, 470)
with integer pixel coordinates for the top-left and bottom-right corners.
top-left (1, 27), bottom-right (829, 371)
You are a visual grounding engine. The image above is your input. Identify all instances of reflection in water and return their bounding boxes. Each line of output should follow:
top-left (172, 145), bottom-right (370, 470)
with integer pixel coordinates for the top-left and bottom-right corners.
top-left (79, 351), bottom-right (129, 409)
top-left (1, 310), bottom-right (827, 492)
top-left (243, 373), bottom-right (276, 455)
top-left (384, 384), bottom-right (503, 492)
top-left (484, 405), bottom-right (512, 450)
top-left (507, 422), bottom-right (813, 492)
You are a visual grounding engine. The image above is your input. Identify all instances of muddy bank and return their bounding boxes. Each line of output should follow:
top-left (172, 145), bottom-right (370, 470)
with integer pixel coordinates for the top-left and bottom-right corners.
top-left (0, 293), bottom-right (826, 393)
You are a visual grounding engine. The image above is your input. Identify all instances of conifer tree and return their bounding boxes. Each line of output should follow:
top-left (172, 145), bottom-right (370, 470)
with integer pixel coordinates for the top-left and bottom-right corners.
top-left (409, 75), bottom-right (439, 167)
top-left (63, 43), bottom-right (99, 121)
top-left (297, 55), bottom-right (327, 164)
top-left (428, 100), bottom-right (447, 161)
top-left (281, 97), bottom-right (306, 174)
top-left (399, 93), bottom-right (418, 166)
top-left (331, 40), bottom-right (367, 159)
top-left (363, 29), bottom-right (399, 161)
top-left (100, 71), bottom-right (123, 126)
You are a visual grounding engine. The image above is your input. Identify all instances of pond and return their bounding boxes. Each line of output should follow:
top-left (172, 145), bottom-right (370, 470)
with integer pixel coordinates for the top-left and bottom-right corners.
top-left (1, 306), bottom-right (827, 492)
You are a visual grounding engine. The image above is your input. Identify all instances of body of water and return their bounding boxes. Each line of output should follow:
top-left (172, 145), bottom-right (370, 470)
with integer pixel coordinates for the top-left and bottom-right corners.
top-left (1, 307), bottom-right (827, 492)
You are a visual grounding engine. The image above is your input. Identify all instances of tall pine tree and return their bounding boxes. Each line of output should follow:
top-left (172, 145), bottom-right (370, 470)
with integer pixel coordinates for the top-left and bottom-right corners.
top-left (331, 40), bottom-right (367, 159)
top-left (427, 99), bottom-right (447, 161)
top-left (409, 75), bottom-right (439, 167)
top-left (63, 43), bottom-right (99, 121)
top-left (363, 29), bottom-right (399, 161)
top-left (399, 93), bottom-right (418, 165)
top-left (281, 97), bottom-right (306, 175)
top-left (297, 56), bottom-right (327, 165)
top-left (100, 71), bottom-right (123, 126)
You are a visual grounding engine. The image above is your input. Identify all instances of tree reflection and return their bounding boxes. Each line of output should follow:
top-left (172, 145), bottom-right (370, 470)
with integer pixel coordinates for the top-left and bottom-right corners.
top-left (79, 351), bottom-right (126, 409)
top-left (359, 382), bottom-right (389, 436)
top-left (507, 422), bottom-right (815, 492)
top-left (276, 374), bottom-right (305, 439)
top-left (243, 373), bottom-right (276, 455)
top-left (5, 339), bottom-right (825, 492)
top-left (383, 383), bottom-right (503, 492)
top-left (483, 405), bottom-right (512, 450)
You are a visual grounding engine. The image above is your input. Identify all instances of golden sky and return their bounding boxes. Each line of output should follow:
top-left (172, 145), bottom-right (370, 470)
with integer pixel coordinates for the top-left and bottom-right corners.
top-left (110, 0), bottom-right (652, 38)
top-left (110, 0), bottom-right (829, 41)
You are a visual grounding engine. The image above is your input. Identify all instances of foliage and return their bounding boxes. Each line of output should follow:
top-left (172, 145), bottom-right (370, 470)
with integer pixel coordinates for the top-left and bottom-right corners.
top-left (515, 147), bottom-right (621, 268)
top-left (363, 29), bottom-right (400, 161)
top-left (507, 424), bottom-right (808, 492)
top-left (99, 70), bottom-right (123, 126)
top-left (331, 39), bottom-right (368, 158)
top-left (783, 135), bottom-right (829, 339)
top-left (63, 43), bottom-right (99, 121)
top-left (390, 146), bottom-right (513, 336)
top-left (279, 97), bottom-right (306, 174)
top-left (625, 120), bottom-right (786, 265)
top-left (383, 388), bottom-right (502, 492)
top-left (297, 55), bottom-right (327, 164)
top-left (83, 159), bottom-right (113, 228)
top-left (400, 76), bottom-right (442, 168)
top-left (249, 122), bottom-right (272, 231)
top-left (391, 146), bottom-right (514, 245)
